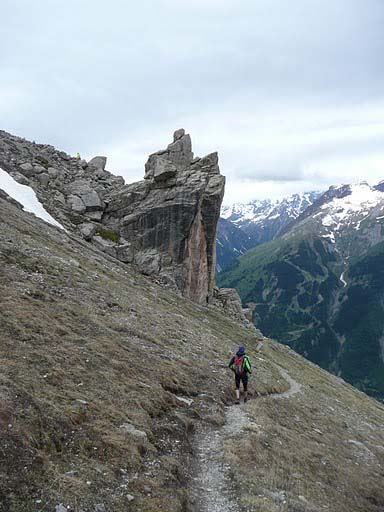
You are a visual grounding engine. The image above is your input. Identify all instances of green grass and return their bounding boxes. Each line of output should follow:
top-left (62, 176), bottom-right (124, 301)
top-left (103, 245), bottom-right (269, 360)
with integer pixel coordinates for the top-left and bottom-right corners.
top-left (35, 155), bottom-right (50, 169)
top-left (96, 227), bottom-right (121, 243)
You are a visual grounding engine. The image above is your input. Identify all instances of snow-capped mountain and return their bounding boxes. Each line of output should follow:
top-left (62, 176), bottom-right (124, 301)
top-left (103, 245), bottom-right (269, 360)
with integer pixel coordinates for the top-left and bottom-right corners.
top-left (216, 191), bottom-right (321, 271)
top-left (288, 182), bottom-right (384, 252)
top-left (319, 183), bottom-right (384, 241)
top-left (221, 191), bottom-right (321, 228)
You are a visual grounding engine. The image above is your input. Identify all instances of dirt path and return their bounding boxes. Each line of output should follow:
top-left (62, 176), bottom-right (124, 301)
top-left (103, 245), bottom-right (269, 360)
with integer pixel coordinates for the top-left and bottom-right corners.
top-left (272, 364), bottom-right (302, 399)
top-left (189, 363), bottom-right (302, 510)
top-left (189, 415), bottom-right (243, 512)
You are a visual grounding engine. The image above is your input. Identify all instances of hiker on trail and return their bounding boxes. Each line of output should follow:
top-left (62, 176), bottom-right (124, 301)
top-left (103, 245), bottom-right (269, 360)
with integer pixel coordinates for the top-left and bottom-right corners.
top-left (229, 345), bottom-right (252, 404)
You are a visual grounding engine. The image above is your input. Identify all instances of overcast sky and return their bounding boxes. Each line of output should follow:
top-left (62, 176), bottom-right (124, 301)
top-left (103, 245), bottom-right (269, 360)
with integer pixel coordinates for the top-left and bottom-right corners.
top-left (2, 0), bottom-right (384, 204)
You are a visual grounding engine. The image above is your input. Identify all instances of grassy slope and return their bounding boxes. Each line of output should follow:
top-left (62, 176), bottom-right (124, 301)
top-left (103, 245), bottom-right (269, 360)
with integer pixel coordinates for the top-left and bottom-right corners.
top-left (1, 197), bottom-right (384, 512)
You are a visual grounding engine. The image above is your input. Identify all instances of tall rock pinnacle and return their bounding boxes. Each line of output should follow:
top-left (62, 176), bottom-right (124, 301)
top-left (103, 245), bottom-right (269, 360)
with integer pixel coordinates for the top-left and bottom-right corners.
top-left (104, 129), bottom-right (225, 303)
top-left (0, 129), bottom-right (225, 303)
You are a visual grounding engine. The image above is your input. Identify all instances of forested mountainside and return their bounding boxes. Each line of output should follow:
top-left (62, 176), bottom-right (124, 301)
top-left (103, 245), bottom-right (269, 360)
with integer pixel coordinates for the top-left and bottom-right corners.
top-left (217, 191), bottom-right (321, 271)
top-left (218, 182), bottom-right (384, 401)
top-left (1, 187), bottom-right (384, 511)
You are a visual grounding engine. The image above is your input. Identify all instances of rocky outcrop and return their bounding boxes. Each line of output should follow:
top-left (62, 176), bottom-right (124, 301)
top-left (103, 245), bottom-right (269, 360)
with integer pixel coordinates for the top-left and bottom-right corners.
top-left (213, 287), bottom-right (255, 329)
top-left (0, 129), bottom-right (225, 303)
top-left (0, 130), bottom-right (124, 229)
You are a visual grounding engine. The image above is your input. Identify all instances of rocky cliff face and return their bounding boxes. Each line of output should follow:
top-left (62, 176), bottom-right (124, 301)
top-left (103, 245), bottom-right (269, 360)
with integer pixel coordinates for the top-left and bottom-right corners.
top-left (0, 129), bottom-right (225, 303)
top-left (103, 129), bottom-right (225, 303)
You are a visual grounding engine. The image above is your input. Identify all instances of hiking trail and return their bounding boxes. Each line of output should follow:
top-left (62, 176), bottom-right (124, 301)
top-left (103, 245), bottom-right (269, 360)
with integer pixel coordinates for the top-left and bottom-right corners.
top-left (189, 353), bottom-right (302, 510)
top-left (272, 364), bottom-right (302, 399)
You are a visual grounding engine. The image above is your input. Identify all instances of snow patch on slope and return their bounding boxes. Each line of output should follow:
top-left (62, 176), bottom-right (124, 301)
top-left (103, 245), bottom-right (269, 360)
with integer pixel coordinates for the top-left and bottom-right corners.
top-left (340, 271), bottom-right (347, 287)
top-left (0, 168), bottom-right (64, 229)
top-left (322, 232), bottom-right (335, 243)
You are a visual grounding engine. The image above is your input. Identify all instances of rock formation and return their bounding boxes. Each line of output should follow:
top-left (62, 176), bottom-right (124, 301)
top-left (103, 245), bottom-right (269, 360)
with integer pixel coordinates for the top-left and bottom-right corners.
top-left (213, 287), bottom-right (256, 329)
top-left (0, 129), bottom-right (225, 303)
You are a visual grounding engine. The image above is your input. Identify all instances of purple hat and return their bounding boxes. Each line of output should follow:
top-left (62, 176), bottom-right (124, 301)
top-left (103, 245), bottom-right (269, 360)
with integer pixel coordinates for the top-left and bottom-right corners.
top-left (238, 346), bottom-right (245, 355)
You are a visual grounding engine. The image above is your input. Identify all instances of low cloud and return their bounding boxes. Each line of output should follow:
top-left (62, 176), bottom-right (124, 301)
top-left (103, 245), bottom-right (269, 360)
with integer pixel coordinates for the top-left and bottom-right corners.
top-left (1, 0), bottom-right (384, 202)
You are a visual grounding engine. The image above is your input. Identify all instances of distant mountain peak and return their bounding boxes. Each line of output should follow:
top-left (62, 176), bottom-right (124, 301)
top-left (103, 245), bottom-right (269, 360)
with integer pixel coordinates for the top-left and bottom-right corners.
top-left (313, 182), bottom-right (384, 242)
top-left (217, 190), bottom-right (322, 271)
top-left (221, 191), bottom-right (322, 227)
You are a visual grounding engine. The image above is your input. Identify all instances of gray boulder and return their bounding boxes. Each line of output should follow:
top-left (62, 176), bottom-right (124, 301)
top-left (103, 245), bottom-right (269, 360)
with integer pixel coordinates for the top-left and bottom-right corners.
top-left (33, 164), bottom-right (46, 174)
top-left (166, 133), bottom-right (193, 168)
top-left (80, 190), bottom-right (104, 211)
top-left (79, 222), bottom-right (97, 241)
top-left (120, 422), bottom-right (148, 441)
top-left (88, 156), bottom-right (107, 170)
top-left (67, 195), bottom-right (86, 214)
top-left (47, 167), bottom-right (59, 179)
top-left (173, 128), bottom-right (185, 141)
top-left (145, 155), bottom-right (177, 182)
top-left (19, 162), bottom-right (34, 177)
top-left (37, 173), bottom-right (50, 187)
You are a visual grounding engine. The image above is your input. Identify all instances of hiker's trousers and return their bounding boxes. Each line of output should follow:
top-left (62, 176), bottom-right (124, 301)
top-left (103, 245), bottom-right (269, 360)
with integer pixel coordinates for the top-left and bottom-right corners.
top-left (235, 374), bottom-right (248, 391)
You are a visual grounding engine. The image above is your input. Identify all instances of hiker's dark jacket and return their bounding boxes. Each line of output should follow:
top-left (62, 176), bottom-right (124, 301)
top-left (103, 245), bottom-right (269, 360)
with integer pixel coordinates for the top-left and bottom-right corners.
top-left (229, 351), bottom-right (252, 374)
